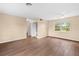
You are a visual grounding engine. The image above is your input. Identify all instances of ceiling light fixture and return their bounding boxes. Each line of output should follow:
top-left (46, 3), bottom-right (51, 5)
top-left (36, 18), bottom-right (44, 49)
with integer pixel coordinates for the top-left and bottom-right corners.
top-left (26, 3), bottom-right (32, 6)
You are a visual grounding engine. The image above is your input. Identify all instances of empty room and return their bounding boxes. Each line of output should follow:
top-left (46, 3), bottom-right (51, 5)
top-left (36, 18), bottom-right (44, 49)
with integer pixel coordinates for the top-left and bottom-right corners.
top-left (0, 3), bottom-right (79, 56)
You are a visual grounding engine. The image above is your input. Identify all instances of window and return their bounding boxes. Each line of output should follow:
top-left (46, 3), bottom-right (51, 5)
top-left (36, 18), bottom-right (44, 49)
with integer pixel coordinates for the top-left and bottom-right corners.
top-left (55, 20), bottom-right (70, 32)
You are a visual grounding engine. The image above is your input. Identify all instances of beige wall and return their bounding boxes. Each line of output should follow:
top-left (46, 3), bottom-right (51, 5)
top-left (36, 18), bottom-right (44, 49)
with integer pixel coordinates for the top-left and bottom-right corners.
top-left (48, 16), bottom-right (79, 41)
top-left (1, 13), bottom-right (79, 42)
top-left (37, 21), bottom-right (47, 38)
top-left (0, 14), bottom-right (27, 43)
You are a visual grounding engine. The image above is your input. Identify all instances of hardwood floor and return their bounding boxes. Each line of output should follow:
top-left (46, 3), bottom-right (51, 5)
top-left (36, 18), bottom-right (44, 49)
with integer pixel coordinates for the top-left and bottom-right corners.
top-left (0, 36), bottom-right (79, 56)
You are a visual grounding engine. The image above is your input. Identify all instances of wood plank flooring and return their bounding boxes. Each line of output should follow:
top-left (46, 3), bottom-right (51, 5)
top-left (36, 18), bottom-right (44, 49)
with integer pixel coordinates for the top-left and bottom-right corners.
top-left (0, 36), bottom-right (79, 56)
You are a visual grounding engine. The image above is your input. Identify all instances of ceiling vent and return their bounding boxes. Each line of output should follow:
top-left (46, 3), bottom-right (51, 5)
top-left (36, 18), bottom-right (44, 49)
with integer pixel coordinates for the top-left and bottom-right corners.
top-left (40, 19), bottom-right (43, 21)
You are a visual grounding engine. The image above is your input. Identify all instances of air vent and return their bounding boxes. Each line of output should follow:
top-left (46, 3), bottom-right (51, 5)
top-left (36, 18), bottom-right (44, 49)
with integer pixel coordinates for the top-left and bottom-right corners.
top-left (40, 19), bottom-right (43, 21)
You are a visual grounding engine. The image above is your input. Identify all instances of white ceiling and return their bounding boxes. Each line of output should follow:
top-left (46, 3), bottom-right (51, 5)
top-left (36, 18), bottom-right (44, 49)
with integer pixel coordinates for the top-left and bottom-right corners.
top-left (0, 3), bottom-right (79, 20)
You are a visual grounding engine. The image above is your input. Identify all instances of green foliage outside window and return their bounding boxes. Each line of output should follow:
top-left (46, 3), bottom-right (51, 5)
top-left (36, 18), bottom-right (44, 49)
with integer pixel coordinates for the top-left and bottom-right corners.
top-left (55, 22), bottom-right (70, 32)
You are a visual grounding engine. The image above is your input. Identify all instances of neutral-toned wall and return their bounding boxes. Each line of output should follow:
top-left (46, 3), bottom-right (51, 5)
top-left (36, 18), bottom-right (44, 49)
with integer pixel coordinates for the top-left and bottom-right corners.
top-left (0, 14), bottom-right (27, 43)
top-left (48, 16), bottom-right (79, 41)
top-left (37, 21), bottom-right (47, 38)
